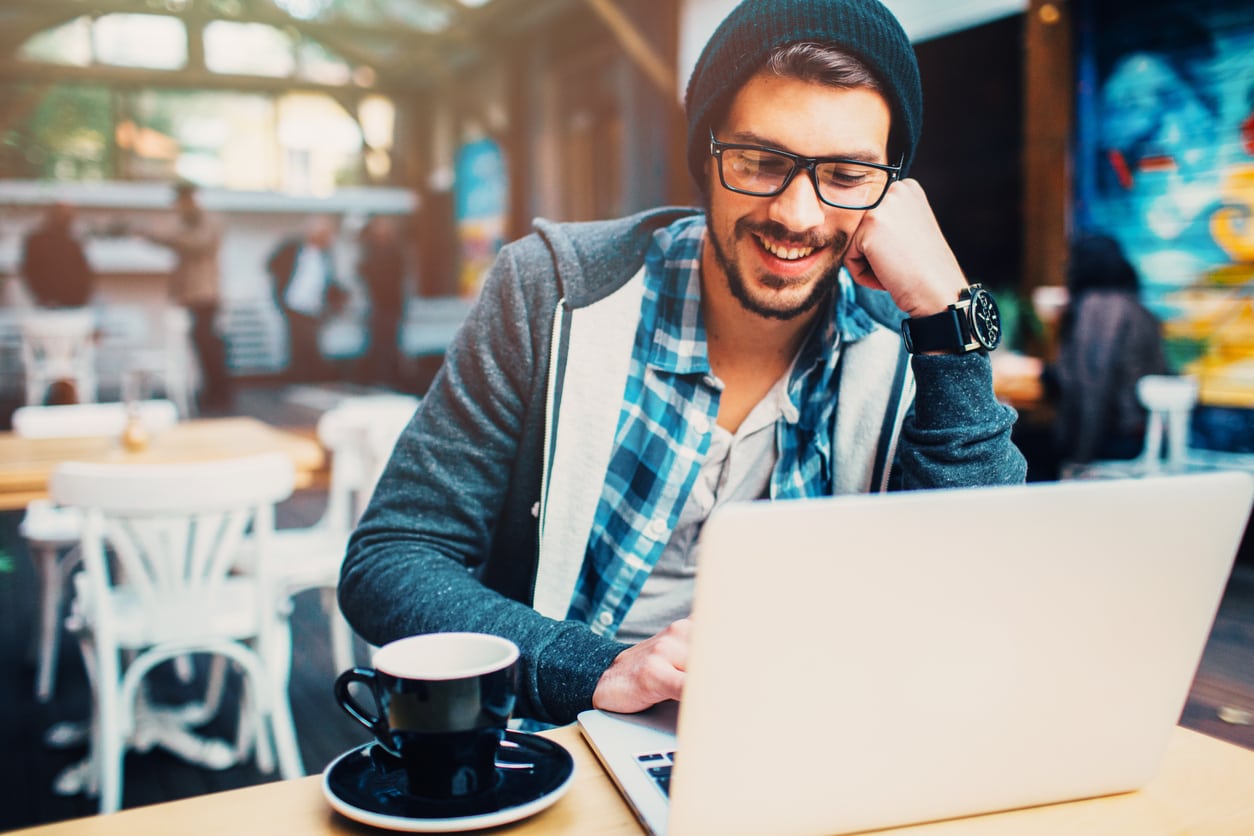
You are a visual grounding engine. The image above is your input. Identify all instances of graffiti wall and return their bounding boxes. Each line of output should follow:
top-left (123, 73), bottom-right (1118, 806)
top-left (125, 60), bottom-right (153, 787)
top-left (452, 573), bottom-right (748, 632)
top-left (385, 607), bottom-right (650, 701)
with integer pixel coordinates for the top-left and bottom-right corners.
top-left (1076, 0), bottom-right (1254, 422)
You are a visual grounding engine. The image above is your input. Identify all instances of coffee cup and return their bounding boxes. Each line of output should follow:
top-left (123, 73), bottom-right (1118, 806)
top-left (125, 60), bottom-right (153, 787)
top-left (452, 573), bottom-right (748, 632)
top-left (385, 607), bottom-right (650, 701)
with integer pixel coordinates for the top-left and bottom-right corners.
top-left (334, 632), bottom-right (519, 799)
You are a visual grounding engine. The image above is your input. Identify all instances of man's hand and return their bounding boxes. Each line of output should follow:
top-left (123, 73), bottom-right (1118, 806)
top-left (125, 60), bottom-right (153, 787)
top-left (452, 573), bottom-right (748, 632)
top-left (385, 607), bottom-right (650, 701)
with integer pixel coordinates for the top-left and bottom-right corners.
top-left (842, 178), bottom-right (969, 318)
top-left (592, 618), bottom-right (691, 714)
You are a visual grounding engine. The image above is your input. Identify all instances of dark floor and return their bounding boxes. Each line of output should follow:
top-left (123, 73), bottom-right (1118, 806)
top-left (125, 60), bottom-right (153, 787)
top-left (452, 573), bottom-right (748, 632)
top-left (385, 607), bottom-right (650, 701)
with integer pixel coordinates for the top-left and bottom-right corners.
top-left (0, 383), bottom-right (1252, 832)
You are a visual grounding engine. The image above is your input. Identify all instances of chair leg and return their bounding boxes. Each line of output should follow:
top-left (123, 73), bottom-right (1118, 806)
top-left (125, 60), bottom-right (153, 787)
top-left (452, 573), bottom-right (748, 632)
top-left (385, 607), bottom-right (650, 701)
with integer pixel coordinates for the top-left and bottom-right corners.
top-left (241, 677), bottom-right (277, 775)
top-left (324, 588), bottom-right (357, 674)
top-left (95, 650), bottom-right (125, 814)
top-left (261, 619), bottom-right (304, 778)
top-left (173, 654), bottom-right (196, 684)
top-left (267, 681), bottom-right (305, 780)
top-left (32, 544), bottom-right (63, 702)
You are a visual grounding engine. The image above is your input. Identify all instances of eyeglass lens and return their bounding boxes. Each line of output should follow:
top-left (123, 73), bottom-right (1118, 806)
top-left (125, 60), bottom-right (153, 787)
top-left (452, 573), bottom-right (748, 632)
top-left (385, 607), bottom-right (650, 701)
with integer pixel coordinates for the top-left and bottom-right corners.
top-left (720, 147), bottom-right (890, 209)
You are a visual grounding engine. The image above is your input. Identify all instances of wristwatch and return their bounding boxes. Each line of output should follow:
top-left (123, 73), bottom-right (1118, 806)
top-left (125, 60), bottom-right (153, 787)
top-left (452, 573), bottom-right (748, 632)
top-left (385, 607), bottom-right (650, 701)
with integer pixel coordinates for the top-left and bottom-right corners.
top-left (900, 284), bottom-right (1002, 354)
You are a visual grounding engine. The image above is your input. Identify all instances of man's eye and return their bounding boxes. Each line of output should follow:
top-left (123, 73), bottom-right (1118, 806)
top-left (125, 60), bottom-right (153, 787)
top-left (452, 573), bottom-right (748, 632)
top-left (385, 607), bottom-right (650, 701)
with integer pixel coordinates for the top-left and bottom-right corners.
top-left (737, 152), bottom-right (791, 177)
top-left (820, 165), bottom-right (873, 188)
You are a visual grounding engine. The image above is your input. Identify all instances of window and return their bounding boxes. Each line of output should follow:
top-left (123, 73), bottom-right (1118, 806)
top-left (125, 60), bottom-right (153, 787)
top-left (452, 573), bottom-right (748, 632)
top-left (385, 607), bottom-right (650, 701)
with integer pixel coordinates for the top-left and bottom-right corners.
top-left (93, 14), bottom-right (187, 70)
top-left (204, 22), bottom-right (295, 77)
top-left (17, 17), bottom-right (92, 66)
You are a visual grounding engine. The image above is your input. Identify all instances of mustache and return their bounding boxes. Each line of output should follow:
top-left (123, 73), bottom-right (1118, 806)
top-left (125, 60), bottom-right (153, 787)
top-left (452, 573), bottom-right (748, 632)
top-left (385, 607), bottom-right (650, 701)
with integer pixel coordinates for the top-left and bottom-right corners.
top-left (735, 217), bottom-right (838, 250)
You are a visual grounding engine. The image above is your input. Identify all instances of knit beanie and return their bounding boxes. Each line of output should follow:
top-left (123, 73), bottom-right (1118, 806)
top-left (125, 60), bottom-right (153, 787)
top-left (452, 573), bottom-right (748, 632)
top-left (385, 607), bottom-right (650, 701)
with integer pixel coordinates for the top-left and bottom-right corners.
top-left (685, 0), bottom-right (923, 192)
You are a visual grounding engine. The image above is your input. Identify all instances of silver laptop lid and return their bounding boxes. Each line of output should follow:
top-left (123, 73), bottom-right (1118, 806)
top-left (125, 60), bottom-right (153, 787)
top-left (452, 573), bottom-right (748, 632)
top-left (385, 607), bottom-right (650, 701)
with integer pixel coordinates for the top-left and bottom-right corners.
top-left (660, 473), bottom-right (1252, 836)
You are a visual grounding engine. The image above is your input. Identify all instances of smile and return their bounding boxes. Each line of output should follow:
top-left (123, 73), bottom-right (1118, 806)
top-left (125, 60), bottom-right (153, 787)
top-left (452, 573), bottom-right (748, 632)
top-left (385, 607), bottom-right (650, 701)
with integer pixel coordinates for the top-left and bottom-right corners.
top-left (756, 234), bottom-right (816, 261)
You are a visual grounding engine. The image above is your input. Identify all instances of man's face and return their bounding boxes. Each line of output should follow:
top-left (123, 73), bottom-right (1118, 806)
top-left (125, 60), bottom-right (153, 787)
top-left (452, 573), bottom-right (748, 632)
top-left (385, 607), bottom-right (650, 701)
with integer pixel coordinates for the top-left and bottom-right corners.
top-left (702, 70), bottom-right (892, 321)
top-left (308, 221), bottom-right (334, 249)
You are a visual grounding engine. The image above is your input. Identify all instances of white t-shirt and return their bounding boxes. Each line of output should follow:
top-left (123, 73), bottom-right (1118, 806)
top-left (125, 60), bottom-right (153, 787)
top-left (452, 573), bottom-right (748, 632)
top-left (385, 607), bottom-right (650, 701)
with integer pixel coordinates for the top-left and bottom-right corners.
top-left (614, 369), bottom-right (797, 643)
top-left (284, 245), bottom-right (331, 317)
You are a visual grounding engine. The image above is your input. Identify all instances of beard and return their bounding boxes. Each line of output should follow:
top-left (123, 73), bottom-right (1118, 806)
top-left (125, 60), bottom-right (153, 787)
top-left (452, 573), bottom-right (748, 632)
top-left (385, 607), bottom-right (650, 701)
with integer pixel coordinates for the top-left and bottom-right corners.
top-left (706, 215), bottom-right (846, 321)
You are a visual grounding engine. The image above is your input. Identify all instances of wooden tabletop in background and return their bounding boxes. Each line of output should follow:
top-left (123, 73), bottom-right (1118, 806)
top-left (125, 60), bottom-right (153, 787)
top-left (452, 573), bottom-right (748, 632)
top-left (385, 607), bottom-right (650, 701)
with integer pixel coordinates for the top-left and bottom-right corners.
top-left (0, 416), bottom-right (327, 511)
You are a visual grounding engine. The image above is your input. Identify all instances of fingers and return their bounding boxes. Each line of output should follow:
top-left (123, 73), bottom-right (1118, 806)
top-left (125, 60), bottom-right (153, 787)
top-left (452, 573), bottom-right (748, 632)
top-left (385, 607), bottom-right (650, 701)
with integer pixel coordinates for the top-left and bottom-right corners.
top-left (592, 619), bottom-right (691, 714)
top-left (844, 178), bottom-right (967, 317)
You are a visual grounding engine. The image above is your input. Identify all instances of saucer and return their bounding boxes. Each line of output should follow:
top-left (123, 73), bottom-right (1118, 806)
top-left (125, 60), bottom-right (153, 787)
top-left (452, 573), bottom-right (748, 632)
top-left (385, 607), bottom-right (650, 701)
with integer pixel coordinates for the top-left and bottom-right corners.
top-left (322, 730), bottom-right (575, 833)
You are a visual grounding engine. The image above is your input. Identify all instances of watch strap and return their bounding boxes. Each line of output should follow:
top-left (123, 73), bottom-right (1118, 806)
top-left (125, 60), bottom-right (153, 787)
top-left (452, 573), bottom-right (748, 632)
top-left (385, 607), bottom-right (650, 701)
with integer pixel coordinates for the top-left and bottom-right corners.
top-left (900, 308), bottom-right (968, 354)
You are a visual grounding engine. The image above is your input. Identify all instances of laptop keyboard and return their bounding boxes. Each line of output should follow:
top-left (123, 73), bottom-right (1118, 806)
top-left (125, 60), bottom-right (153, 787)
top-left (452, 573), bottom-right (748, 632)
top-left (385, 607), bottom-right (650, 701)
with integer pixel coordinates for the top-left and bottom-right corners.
top-left (635, 750), bottom-right (677, 796)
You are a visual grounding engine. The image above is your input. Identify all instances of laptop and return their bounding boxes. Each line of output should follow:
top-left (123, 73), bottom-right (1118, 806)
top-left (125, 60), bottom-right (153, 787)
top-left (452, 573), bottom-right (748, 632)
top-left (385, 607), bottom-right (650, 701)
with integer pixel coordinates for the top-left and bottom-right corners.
top-left (578, 472), bottom-right (1254, 836)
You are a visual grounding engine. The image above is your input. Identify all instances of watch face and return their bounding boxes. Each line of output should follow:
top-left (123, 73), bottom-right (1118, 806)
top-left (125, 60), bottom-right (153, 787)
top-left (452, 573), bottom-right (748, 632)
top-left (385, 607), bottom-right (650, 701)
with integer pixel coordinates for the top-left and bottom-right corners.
top-left (970, 289), bottom-right (1002, 350)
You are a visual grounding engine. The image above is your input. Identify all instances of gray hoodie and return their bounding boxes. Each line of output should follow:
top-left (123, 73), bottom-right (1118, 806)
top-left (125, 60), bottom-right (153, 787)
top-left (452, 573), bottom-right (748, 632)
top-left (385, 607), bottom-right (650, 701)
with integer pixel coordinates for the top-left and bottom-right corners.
top-left (339, 207), bottom-right (1026, 725)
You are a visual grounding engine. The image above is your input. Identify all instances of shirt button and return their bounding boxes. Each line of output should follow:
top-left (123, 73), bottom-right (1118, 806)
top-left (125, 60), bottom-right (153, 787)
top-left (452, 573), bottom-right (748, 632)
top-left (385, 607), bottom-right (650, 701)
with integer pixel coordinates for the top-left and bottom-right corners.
top-left (693, 415), bottom-right (711, 435)
top-left (647, 518), bottom-right (667, 538)
top-left (598, 610), bottom-right (614, 627)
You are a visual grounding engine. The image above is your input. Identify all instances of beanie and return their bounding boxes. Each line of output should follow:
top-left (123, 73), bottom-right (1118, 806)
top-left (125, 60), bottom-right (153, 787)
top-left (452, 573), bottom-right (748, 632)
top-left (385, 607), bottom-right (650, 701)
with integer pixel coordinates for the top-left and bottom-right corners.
top-left (685, 0), bottom-right (923, 192)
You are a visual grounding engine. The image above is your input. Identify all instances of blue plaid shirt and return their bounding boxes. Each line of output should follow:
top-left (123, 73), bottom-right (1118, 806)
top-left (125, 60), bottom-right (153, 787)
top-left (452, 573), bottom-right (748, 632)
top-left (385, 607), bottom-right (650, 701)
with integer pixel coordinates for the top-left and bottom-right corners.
top-left (566, 214), bottom-right (878, 635)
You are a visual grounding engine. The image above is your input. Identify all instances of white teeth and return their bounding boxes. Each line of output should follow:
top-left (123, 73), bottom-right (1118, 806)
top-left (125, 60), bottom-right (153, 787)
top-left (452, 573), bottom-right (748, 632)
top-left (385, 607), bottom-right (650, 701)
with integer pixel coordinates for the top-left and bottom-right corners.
top-left (758, 236), bottom-right (813, 260)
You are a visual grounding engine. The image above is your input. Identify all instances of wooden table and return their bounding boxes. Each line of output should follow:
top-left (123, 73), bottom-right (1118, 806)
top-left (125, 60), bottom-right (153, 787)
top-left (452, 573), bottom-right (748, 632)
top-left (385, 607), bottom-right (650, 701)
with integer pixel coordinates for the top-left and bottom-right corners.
top-left (991, 351), bottom-right (1046, 412)
top-left (0, 416), bottom-right (326, 511)
top-left (11, 724), bottom-right (1254, 835)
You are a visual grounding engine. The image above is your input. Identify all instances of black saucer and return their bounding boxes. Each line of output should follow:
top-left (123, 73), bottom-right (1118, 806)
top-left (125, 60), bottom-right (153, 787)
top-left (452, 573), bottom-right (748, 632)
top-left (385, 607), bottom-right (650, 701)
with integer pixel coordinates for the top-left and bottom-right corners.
top-left (322, 731), bottom-right (575, 833)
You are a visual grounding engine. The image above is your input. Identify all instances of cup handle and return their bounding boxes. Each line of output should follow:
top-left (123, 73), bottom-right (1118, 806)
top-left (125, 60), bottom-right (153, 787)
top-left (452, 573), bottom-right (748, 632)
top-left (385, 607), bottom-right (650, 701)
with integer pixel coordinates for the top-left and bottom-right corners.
top-left (334, 668), bottom-right (388, 741)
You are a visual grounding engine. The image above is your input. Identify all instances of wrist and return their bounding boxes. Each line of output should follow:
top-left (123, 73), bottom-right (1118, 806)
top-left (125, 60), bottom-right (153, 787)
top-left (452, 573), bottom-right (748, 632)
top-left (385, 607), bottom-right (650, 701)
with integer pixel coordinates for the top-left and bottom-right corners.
top-left (901, 284), bottom-right (1002, 355)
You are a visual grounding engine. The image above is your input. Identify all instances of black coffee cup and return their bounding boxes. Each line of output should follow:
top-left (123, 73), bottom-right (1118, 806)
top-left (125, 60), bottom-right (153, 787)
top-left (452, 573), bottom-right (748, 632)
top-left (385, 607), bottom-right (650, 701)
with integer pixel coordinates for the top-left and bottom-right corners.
top-left (334, 632), bottom-right (520, 799)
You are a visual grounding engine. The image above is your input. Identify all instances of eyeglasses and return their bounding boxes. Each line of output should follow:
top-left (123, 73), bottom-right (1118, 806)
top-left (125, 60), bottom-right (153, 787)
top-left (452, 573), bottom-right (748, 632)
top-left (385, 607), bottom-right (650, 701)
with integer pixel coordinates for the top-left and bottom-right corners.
top-left (709, 130), bottom-right (902, 210)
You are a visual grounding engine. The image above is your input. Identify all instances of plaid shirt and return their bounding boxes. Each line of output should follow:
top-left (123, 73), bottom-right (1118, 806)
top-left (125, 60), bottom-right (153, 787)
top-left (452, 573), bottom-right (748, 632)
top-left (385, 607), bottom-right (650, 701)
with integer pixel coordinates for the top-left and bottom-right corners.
top-left (566, 215), bottom-right (878, 635)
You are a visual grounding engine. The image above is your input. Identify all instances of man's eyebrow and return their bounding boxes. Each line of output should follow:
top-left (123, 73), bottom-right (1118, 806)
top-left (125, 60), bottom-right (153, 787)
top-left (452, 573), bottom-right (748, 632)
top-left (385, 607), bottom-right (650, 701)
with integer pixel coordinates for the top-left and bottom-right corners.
top-left (724, 130), bottom-right (887, 164)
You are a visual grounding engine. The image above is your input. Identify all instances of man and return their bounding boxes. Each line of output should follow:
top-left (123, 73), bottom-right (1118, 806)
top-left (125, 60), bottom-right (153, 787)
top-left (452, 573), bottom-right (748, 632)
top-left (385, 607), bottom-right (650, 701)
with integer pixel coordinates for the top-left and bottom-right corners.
top-left (21, 202), bottom-right (94, 308)
top-left (142, 182), bottom-right (232, 410)
top-left (267, 216), bottom-right (348, 383)
top-left (340, 0), bottom-right (1027, 726)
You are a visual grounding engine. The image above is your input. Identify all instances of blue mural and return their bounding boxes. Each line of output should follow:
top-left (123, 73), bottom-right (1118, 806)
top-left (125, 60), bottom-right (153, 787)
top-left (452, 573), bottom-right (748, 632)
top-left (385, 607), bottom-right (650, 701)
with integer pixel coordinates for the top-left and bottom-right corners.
top-left (1077, 0), bottom-right (1254, 422)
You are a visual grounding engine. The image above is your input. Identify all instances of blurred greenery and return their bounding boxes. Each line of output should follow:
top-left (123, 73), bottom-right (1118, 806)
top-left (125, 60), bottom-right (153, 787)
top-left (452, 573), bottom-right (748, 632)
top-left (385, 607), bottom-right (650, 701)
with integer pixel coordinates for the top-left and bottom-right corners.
top-left (0, 83), bottom-right (112, 180)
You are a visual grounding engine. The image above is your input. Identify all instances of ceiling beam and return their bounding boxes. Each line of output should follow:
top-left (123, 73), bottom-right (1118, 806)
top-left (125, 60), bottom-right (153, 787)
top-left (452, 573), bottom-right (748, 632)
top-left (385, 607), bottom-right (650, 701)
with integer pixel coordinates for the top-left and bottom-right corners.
top-left (0, 0), bottom-right (586, 92)
top-left (582, 0), bottom-right (676, 101)
top-left (0, 0), bottom-right (450, 48)
top-left (0, 59), bottom-right (406, 96)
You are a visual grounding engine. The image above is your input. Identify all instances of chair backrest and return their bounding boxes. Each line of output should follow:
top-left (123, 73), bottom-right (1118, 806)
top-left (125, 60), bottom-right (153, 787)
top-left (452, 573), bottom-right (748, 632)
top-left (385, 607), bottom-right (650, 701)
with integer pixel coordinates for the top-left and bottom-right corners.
top-left (12, 399), bottom-right (180, 439)
top-left (316, 395), bottom-right (419, 531)
top-left (50, 453), bottom-right (296, 640)
top-left (1137, 374), bottom-right (1199, 465)
top-left (19, 307), bottom-right (98, 404)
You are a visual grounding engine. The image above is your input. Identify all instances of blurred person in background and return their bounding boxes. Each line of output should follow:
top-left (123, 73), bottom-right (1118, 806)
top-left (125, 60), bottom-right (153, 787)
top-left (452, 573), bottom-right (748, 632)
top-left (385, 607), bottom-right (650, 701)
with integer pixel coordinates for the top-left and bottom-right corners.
top-left (1044, 232), bottom-right (1168, 471)
top-left (140, 181), bottom-right (233, 411)
top-left (21, 202), bottom-right (94, 308)
top-left (357, 215), bottom-right (407, 387)
top-left (267, 215), bottom-right (350, 383)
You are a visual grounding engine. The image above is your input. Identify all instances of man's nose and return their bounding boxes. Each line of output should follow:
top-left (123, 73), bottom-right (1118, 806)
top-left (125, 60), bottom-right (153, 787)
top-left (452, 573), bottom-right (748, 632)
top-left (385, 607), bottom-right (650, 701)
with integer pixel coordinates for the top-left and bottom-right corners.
top-left (767, 170), bottom-right (828, 232)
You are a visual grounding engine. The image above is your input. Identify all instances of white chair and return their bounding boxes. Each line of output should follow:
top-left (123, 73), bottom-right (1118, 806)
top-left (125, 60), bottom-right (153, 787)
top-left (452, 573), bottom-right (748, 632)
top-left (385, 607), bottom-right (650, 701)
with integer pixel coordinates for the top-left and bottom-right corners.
top-left (239, 395), bottom-right (419, 675)
top-left (1137, 374), bottom-right (1199, 468)
top-left (51, 453), bottom-right (304, 814)
top-left (17, 399), bottom-right (180, 703)
top-left (124, 307), bottom-right (200, 418)
top-left (19, 307), bottom-right (98, 405)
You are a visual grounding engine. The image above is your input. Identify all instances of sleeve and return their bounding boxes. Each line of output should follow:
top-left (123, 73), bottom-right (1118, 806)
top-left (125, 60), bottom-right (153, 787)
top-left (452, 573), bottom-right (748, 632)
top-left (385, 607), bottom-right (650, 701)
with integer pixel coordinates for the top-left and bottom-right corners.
top-left (893, 352), bottom-right (1028, 489)
top-left (147, 217), bottom-right (220, 257)
top-left (338, 240), bottom-right (626, 725)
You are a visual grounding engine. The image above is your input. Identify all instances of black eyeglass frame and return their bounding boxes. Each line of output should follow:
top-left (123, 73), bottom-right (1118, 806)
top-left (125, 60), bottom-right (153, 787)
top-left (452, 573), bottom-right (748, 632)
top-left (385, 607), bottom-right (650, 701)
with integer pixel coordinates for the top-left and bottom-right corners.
top-left (708, 129), bottom-right (903, 210)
